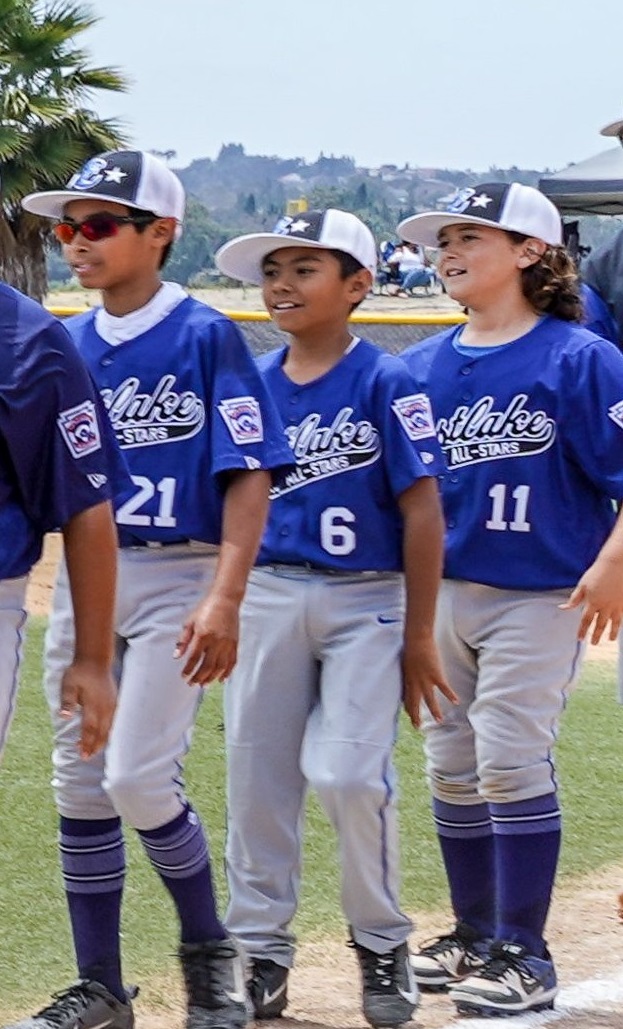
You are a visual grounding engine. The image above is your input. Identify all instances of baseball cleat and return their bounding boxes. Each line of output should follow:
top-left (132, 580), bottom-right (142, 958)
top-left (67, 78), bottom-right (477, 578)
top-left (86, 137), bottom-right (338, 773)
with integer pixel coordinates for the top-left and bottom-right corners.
top-left (409, 921), bottom-right (490, 991)
top-left (449, 940), bottom-right (557, 1016)
top-left (351, 938), bottom-right (419, 1028)
top-left (1, 979), bottom-right (135, 1028)
top-left (179, 936), bottom-right (248, 1029)
top-left (246, 958), bottom-right (289, 1019)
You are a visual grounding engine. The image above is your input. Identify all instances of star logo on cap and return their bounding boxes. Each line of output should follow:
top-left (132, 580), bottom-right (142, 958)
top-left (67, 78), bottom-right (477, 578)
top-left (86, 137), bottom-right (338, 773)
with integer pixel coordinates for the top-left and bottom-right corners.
top-left (103, 166), bottom-right (127, 184)
top-left (470, 193), bottom-right (493, 209)
top-left (287, 218), bottom-right (310, 234)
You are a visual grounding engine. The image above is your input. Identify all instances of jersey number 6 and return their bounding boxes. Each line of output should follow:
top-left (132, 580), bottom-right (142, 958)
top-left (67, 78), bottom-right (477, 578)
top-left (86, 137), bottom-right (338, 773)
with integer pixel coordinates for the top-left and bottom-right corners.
top-left (320, 506), bottom-right (356, 555)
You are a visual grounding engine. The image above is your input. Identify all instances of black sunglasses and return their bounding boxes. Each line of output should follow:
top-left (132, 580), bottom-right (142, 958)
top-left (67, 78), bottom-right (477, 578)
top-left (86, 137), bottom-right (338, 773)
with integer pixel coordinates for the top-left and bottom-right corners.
top-left (53, 212), bottom-right (157, 244)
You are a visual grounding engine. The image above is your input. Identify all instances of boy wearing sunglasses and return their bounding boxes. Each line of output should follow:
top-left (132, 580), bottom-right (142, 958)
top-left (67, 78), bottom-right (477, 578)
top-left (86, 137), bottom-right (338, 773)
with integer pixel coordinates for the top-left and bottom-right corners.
top-left (16, 151), bottom-right (292, 1029)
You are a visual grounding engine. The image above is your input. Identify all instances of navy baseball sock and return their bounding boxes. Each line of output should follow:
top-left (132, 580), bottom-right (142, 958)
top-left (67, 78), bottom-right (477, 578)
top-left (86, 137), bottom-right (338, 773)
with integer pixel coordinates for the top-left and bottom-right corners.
top-left (433, 798), bottom-right (495, 938)
top-left (60, 815), bottom-right (126, 1003)
top-left (491, 793), bottom-right (561, 958)
top-left (138, 804), bottom-right (226, 944)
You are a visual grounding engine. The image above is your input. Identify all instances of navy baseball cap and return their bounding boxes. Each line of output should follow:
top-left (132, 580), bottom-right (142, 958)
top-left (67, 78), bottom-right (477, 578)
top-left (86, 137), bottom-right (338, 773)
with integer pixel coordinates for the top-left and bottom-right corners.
top-left (215, 209), bottom-right (378, 285)
top-left (398, 182), bottom-right (563, 249)
top-left (22, 150), bottom-right (185, 238)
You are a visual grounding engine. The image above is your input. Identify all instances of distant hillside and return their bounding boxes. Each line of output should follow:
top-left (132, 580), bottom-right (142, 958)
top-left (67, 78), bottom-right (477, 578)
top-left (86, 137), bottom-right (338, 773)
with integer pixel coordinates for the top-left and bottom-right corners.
top-left (175, 143), bottom-right (549, 238)
top-left (46, 144), bottom-right (623, 288)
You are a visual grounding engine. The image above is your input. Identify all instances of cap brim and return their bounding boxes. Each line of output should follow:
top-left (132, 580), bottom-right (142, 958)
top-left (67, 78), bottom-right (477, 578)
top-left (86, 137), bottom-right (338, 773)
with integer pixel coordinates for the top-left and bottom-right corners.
top-left (397, 212), bottom-right (502, 248)
top-left (600, 119), bottom-right (623, 138)
top-left (215, 234), bottom-right (332, 285)
top-left (22, 189), bottom-right (156, 219)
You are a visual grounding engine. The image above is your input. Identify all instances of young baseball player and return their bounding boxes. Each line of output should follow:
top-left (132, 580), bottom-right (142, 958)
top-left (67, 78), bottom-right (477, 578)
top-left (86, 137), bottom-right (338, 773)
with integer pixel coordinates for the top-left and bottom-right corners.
top-left (0, 278), bottom-right (119, 766)
top-left (12, 151), bottom-right (292, 1029)
top-left (213, 209), bottom-right (453, 1029)
top-left (399, 182), bottom-right (623, 1017)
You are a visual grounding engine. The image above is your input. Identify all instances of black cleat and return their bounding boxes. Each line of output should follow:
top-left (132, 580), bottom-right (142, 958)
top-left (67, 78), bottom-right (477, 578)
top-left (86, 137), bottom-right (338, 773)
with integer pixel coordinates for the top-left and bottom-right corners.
top-left (179, 937), bottom-right (248, 1029)
top-left (247, 958), bottom-right (289, 1019)
top-left (351, 939), bottom-right (418, 1028)
top-left (2, 979), bottom-right (135, 1028)
top-left (449, 941), bottom-right (558, 1016)
top-left (409, 921), bottom-right (489, 991)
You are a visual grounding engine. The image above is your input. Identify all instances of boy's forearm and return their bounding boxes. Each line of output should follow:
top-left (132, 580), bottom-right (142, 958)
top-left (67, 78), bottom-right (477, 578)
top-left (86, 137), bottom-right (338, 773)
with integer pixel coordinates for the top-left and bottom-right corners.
top-left (211, 469), bottom-right (271, 601)
top-left (595, 504), bottom-right (623, 565)
top-left (400, 478), bottom-right (445, 638)
top-left (62, 501), bottom-right (117, 666)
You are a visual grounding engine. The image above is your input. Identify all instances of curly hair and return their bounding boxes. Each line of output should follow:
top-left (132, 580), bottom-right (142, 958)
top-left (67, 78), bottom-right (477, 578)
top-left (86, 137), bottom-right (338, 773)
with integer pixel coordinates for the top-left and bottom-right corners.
top-left (506, 232), bottom-right (583, 322)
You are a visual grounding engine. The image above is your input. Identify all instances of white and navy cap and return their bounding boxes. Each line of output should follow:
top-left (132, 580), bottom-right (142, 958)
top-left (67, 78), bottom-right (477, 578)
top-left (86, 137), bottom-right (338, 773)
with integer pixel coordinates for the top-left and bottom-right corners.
top-left (215, 209), bottom-right (377, 285)
top-left (22, 150), bottom-right (185, 238)
top-left (397, 182), bottom-right (563, 249)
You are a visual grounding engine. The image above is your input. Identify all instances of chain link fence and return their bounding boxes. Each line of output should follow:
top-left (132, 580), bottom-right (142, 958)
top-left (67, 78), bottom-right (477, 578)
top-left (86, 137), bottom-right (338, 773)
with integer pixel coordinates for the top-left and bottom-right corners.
top-left (193, 310), bottom-right (465, 355)
top-left (48, 307), bottom-right (465, 355)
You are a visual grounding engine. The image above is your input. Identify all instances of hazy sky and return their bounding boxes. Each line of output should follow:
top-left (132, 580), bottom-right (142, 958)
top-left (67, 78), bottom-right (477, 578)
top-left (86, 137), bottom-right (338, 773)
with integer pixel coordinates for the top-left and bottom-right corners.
top-left (83, 0), bottom-right (623, 174)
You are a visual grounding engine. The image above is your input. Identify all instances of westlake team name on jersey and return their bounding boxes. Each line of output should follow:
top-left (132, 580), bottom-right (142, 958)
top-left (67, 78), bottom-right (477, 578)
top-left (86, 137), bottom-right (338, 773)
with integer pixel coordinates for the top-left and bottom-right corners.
top-left (271, 406), bottom-right (381, 498)
top-left (437, 393), bottom-right (556, 468)
top-left (100, 374), bottom-right (205, 448)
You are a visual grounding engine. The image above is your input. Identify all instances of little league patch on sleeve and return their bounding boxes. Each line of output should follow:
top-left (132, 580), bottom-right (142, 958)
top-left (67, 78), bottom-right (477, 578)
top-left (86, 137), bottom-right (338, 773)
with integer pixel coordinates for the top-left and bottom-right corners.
top-left (218, 396), bottom-right (264, 444)
top-left (391, 393), bottom-right (436, 441)
top-left (57, 400), bottom-right (102, 458)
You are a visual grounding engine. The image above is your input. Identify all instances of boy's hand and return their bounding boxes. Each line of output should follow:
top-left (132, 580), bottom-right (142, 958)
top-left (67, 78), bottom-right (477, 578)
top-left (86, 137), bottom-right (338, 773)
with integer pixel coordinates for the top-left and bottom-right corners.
top-left (60, 660), bottom-right (117, 759)
top-left (175, 593), bottom-right (239, 686)
top-left (560, 556), bottom-right (623, 644)
top-left (402, 636), bottom-right (457, 729)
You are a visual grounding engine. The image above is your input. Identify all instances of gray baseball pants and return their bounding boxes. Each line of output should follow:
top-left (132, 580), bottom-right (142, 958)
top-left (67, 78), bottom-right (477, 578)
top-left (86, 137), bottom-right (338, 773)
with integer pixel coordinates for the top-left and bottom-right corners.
top-left (44, 544), bottom-right (217, 829)
top-left (224, 565), bottom-right (413, 966)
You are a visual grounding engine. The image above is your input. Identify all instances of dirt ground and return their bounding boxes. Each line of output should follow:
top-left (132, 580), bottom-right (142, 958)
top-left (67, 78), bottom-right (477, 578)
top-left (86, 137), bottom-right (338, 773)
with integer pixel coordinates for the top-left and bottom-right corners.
top-left (47, 282), bottom-right (461, 317)
top-left (116, 868), bottom-right (623, 1029)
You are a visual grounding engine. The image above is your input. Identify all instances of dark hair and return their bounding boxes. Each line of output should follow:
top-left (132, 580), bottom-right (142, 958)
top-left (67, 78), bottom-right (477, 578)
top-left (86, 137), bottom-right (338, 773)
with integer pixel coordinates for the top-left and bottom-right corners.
top-left (134, 210), bottom-right (173, 269)
top-left (506, 231), bottom-right (583, 322)
top-left (328, 249), bottom-right (368, 311)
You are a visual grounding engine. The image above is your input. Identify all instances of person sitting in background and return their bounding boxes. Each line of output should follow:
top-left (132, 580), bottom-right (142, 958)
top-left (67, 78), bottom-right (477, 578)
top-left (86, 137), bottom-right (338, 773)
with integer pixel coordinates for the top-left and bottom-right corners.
top-left (388, 241), bottom-right (436, 295)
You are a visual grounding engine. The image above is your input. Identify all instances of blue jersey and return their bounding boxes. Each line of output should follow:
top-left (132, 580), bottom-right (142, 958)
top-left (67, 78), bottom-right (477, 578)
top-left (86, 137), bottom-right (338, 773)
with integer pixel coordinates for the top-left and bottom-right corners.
top-left (257, 338), bottom-right (444, 571)
top-left (581, 283), bottom-right (619, 347)
top-left (402, 317), bottom-right (623, 590)
top-left (0, 283), bottom-right (116, 579)
top-left (67, 298), bottom-right (292, 546)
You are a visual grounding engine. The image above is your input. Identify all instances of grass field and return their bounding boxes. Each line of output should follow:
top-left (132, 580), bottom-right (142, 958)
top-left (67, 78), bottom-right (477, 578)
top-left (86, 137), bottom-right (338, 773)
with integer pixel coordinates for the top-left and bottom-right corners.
top-left (1, 619), bottom-right (621, 1014)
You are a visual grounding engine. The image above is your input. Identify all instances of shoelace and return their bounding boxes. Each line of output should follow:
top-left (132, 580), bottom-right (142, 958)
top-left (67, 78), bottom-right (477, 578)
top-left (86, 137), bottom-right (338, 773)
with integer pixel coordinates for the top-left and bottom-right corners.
top-left (352, 946), bottom-right (398, 993)
top-left (182, 949), bottom-right (233, 1007)
top-left (249, 959), bottom-right (284, 991)
top-left (419, 925), bottom-right (479, 957)
top-left (420, 932), bottom-right (467, 956)
top-left (31, 982), bottom-right (95, 1025)
top-left (477, 952), bottom-right (535, 983)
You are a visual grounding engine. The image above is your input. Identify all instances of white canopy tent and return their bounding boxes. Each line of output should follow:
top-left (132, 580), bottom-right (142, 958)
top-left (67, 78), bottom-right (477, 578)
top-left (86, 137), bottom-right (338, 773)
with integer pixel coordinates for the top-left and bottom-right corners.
top-left (539, 147), bottom-right (623, 216)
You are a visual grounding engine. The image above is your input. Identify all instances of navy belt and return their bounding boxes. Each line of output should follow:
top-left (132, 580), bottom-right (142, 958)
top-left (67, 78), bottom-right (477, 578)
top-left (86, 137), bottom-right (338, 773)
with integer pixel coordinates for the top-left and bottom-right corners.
top-left (258, 562), bottom-right (386, 578)
top-left (122, 539), bottom-right (191, 549)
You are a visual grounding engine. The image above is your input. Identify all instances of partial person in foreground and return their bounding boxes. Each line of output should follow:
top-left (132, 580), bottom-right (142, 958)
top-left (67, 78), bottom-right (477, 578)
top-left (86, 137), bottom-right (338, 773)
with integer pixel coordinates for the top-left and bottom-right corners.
top-left (583, 228), bottom-right (623, 349)
top-left (0, 245), bottom-right (119, 768)
top-left (215, 209), bottom-right (454, 1029)
top-left (9, 150), bottom-right (292, 1029)
top-left (400, 183), bottom-right (623, 1017)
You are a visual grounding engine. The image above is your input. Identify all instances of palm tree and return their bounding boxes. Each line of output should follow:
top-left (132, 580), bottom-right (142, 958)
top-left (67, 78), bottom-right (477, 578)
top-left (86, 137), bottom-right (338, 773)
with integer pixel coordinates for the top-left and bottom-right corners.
top-left (0, 0), bottom-right (128, 299)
